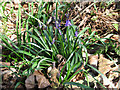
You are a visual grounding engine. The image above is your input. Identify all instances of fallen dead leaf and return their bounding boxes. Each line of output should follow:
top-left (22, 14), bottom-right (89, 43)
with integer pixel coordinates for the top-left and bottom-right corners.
top-left (48, 62), bottom-right (60, 88)
top-left (99, 54), bottom-right (115, 75)
top-left (98, 54), bottom-right (118, 88)
top-left (25, 70), bottom-right (50, 89)
top-left (88, 55), bottom-right (98, 68)
top-left (70, 64), bottom-right (85, 82)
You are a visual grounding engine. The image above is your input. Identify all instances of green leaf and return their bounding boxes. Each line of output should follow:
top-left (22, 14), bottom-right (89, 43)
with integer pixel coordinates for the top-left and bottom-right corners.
top-left (112, 24), bottom-right (118, 31)
top-left (66, 50), bottom-right (76, 63)
top-left (67, 69), bottom-right (83, 82)
top-left (87, 72), bottom-right (106, 88)
top-left (64, 61), bottom-right (71, 81)
top-left (15, 82), bottom-right (24, 89)
top-left (19, 63), bottom-right (25, 70)
top-left (87, 64), bottom-right (115, 88)
top-left (0, 43), bottom-right (24, 61)
top-left (64, 82), bottom-right (91, 88)
top-left (115, 46), bottom-right (120, 56)
top-left (17, 50), bottom-right (35, 58)
top-left (32, 61), bottom-right (38, 69)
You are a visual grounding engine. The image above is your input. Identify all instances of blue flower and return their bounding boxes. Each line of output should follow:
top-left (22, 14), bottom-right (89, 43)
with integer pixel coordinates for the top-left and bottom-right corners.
top-left (75, 31), bottom-right (78, 37)
top-left (65, 14), bottom-right (72, 26)
top-left (58, 19), bottom-right (61, 24)
top-left (52, 16), bottom-right (54, 20)
top-left (58, 29), bottom-right (62, 35)
top-left (55, 20), bottom-right (61, 29)
top-left (46, 26), bottom-right (47, 30)
top-left (52, 38), bottom-right (55, 44)
top-left (55, 22), bottom-right (60, 29)
top-left (55, 20), bottom-right (62, 35)
top-left (39, 23), bottom-right (42, 28)
top-left (65, 20), bottom-right (72, 26)
top-left (65, 37), bottom-right (67, 41)
top-left (53, 16), bottom-right (62, 35)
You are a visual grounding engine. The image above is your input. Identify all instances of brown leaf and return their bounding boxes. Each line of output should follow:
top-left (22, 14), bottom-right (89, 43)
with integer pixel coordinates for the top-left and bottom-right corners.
top-left (70, 64), bottom-right (85, 82)
top-left (88, 55), bottom-right (98, 67)
top-left (47, 62), bottom-right (60, 88)
top-left (49, 67), bottom-right (59, 88)
top-left (36, 74), bottom-right (50, 88)
top-left (25, 70), bottom-right (50, 89)
top-left (57, 54), bottom-right (66, 73)
top-left (88, 55), bottom-right (98, 75)
top-left (56, 54), bottom-right (66, 63)
top-left (98, 54), bottom-right (114, 75)
top-left (25, 74), bottom-right (35, 89)
top-left (98, 54), bottom-right (118, 88)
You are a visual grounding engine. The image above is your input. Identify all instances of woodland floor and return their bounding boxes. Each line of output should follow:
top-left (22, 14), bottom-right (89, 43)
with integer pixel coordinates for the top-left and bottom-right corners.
top-left (0, 1), bottom-right (120, 89)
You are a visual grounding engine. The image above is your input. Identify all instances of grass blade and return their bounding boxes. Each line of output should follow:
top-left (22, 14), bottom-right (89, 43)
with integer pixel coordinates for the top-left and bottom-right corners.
top-left (64, 82), bottom-right (91, 88)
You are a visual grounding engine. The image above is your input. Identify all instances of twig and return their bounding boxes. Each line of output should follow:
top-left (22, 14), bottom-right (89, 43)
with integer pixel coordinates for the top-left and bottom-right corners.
top-left (73, 1), bottom-right (98, 22)
top-left (78, 16), bottom-right (88, 27)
